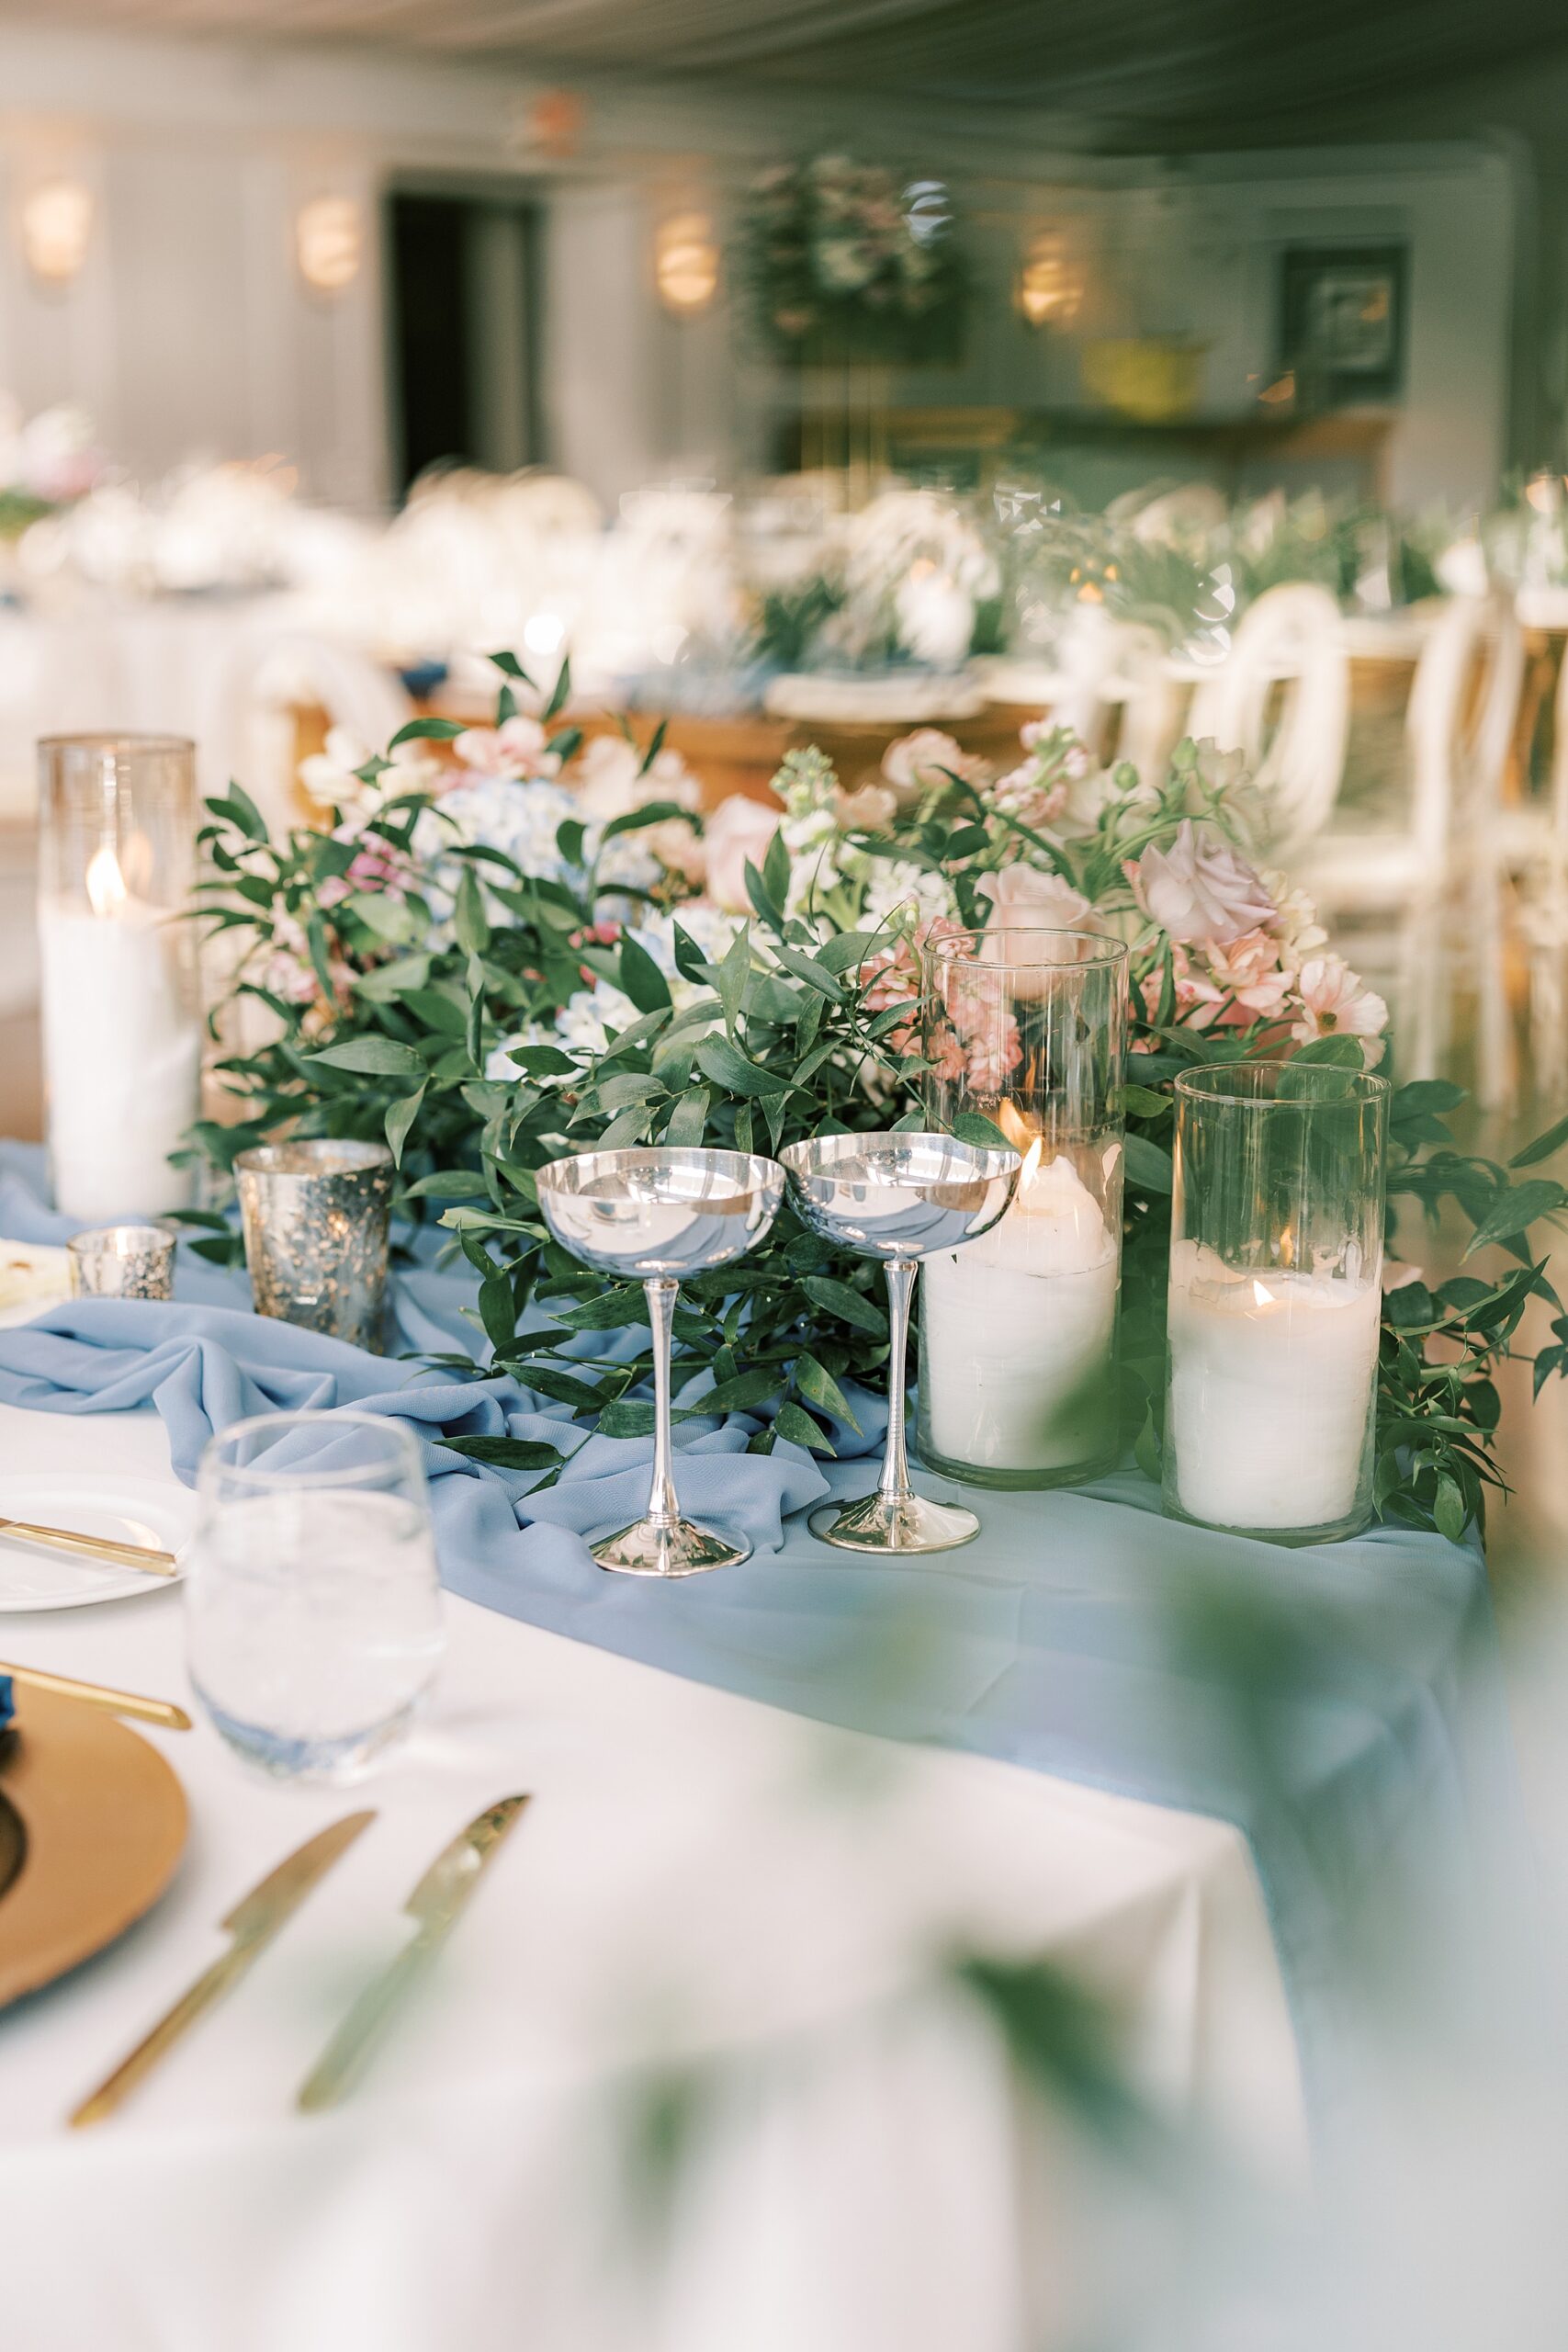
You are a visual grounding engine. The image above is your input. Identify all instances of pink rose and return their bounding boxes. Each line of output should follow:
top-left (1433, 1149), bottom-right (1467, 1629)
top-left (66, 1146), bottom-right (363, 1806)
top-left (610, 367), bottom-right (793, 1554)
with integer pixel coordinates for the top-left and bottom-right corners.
top-left (976, 864), bottom-right (1095, 932)
top-left (881, 729), bottom-right (977, 802)
top-left (1131, 821), bottom-right (1277, 946)
top-left (703, 795), bottom-right (782, 914)
top-left (455, 715), bottom-right (553, 778)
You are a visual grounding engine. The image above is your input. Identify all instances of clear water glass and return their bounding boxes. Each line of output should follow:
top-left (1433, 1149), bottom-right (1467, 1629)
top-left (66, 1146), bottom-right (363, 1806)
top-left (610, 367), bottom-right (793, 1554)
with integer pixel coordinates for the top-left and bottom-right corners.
top-left (186, 1411), bottom-right (445, 1781)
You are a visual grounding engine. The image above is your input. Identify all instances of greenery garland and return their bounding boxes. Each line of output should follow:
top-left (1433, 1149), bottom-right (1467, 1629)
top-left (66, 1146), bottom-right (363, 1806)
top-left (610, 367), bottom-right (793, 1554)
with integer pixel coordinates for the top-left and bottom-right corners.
top-left (185, 664), bottom-right (1568, 1538)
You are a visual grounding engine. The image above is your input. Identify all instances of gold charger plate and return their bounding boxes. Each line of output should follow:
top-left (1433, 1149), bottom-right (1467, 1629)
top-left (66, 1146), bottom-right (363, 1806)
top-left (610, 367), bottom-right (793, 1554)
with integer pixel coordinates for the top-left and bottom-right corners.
top-left (0, 1690), bottom-right (188, 2006)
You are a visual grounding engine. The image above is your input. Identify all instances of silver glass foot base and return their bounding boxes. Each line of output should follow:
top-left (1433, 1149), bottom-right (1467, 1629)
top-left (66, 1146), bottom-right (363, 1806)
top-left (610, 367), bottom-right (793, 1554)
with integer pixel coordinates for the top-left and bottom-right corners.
top-left (807, 1490), bottom-right (981, 1555)
top-left (589, 1517), bottom-right (750, 1577)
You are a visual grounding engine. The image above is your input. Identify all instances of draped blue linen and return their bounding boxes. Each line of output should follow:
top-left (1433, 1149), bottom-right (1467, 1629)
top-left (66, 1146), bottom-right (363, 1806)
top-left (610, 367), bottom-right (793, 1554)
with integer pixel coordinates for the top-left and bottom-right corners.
top-left (0, 1142), bottom-right (1532, 2148)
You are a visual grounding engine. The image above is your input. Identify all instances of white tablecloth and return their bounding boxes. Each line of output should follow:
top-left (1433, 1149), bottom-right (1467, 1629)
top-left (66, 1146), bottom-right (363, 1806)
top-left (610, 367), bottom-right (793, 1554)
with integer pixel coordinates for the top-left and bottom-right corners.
top-left (0, 1398), bottom-right (1305, 2351)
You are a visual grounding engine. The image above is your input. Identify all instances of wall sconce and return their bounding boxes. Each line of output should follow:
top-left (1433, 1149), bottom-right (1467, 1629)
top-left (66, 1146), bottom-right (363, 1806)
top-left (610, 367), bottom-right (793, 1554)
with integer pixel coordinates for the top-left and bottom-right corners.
top-left (296, 195), bottom-right (363, 296)
top-left (656, 212), bottom-right (719, 318)
top-left (1017, 230), bottom-right (1084, 330)
top-left (21, 178), bottom-right (94, 288)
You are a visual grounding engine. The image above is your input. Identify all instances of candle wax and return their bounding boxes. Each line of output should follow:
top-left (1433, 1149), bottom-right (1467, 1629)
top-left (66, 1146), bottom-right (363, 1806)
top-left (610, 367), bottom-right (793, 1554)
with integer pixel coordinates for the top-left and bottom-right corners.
top-left (1166, 1238), bottom-right (1381, 1532)
top-left (39, 893), bottom-right (201, 1220)
top-left (922, 1153), bottom-right (1118, 1473)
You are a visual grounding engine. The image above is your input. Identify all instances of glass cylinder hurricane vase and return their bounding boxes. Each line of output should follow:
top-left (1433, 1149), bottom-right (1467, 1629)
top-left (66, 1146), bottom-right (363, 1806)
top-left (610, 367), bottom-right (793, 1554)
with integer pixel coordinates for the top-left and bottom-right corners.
top-left (1163, 1062), bottom-right (1390, 1545)
top-left (916, 926), bottom-right (1128, 1487)
top-left (37, 735), bottom-right (201, 1221)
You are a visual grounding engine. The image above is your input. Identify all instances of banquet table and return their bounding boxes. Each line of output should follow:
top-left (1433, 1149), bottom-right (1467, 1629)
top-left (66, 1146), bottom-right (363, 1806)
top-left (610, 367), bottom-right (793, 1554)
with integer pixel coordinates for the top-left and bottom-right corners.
top-left (0, 1389), bottom-right (1306, 2352)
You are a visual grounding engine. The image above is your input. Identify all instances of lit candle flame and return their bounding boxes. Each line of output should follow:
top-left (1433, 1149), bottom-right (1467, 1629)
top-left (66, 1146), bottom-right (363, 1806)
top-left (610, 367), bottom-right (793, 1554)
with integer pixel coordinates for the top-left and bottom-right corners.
top-left (1278, 1226), bottom-right (1296, 1269)
top-left (997, 1101), bottom-right (1044, 1199)
top-left (85, 844), bottom-right (128, 919)
top-left (1251, 1279), bottom-right (1276, 1308)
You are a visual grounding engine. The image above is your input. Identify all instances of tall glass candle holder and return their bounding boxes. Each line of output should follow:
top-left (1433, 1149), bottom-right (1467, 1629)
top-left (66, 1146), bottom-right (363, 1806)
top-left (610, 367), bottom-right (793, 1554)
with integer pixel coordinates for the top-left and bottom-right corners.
top-left (1163, 1062), bottom-right (1390, 1545)
top-left (38, 735), bottom-right (201, 1221)
top-left (917, 926), bottom-right (1127, 1488)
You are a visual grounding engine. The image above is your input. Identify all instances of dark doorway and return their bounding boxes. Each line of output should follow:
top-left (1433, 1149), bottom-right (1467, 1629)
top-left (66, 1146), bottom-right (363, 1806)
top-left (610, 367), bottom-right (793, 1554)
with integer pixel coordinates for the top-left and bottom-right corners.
top-left (387, 190), bottom-right (542, 497)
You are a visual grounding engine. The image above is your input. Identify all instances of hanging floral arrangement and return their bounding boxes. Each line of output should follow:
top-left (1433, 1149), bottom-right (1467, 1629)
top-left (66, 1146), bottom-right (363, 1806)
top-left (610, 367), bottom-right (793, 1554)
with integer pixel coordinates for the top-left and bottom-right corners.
top-left (740, 155), bottom-right (968, 368)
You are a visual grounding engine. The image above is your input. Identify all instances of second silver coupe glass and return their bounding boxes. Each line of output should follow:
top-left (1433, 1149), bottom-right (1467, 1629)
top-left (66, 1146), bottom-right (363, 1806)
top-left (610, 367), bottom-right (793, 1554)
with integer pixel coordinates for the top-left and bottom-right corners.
top-left (536, 1146), bottom-right (785, 1577)
top-left (781, 1132), bottom-right (1020, 1554)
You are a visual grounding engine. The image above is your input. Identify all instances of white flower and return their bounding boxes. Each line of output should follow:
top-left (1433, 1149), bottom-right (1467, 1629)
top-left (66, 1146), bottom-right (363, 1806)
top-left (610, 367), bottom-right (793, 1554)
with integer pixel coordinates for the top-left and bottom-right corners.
top-left (1291, 956), bottom-right (1388, 1054)
top-left (893, 571), bottom-right (975, 668)
top-left (299, 726), bottom-right (440, 813)
top-left (1134, 820), bottom-right (1278, 945)
top-left (573, 734), bottom-right (700, 821)
top-left (1260, 871), bottom-right (1329, 969)
top-left (863, 860), bottom-right (956, 930)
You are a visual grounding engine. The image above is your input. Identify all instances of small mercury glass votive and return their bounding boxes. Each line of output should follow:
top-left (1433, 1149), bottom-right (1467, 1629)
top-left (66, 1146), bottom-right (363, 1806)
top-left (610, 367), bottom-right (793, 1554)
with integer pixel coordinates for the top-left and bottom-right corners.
top-left (67, 1222), bottom-right (176, 1301)
top-left (236, 1141), bottom-right (393, 1352)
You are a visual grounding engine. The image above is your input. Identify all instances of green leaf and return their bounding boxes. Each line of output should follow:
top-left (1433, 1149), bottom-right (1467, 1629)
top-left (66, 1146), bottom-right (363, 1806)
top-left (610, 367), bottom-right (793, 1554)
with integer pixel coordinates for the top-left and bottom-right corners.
top-left (665, 1087), bottom-right (709, 1147)
top-left (455, 867), bottom-right (491, 956)
top-left (697, 1368), bottom-right (784, 1415)
top-left (762, 824), bottom-right (791, 914)
top-left (440, 1435), bottom-right (565, 1472)
top-left (1288, 1033), bottom-right (1367, 1068)
top-left (406, 1168), bottom-right (489, 1198)
top-left (802, 1274), bottom-right (889, 1335)
top-left (384, 1083), bottom-right (426, 1168)
top-left (597, 1397), bottom-right (656, 1440)
top-left (771, 942), bottom-right (842, 1001)
top-left (1434, 1475), bottom-right (1469, 1544)
top-left (306, 1035), bottom-right (426, 1081)
top-left (1121, 1083), bottom-right (1172, 1120)
top-left (619, 933), bottom-right (672, 1013)
top-left (543, 653), bottom-right (572, 723)
top-left (489, 650), bottom-right (534, 682)
top-left (1510, 1110), bottom-right (1568, 1169)
top-left (745, 856), bottom-right (784, 930)
top-left (389, 717), bottom-right (466, 748)
top-left (505, 1043), bottom-right (580, 1076)
top-left (553, 1288), bottom-right (649, 1331)
top-left (1462, 1178), bottom-right (1568, 1258)
top-left (775, 1400), bottom-right (834, 1456)
top-left (636, 716), bottom-right (668, 775)
top-left (206, 781), bottom-right (268, 841)
top-left (695, 1035), bottom-right (783, 1098)
top-left (1122, 1133), bottom-right (1174, 1193)
top-left (402, 987), bottom-right (470, 1036)
top-left (795, 1354), bottom-right (863, 1434)
top-left (477, 1267), bottom-right (518, 1353)
top-left (952, 1111), bottom-right (1011, 1149)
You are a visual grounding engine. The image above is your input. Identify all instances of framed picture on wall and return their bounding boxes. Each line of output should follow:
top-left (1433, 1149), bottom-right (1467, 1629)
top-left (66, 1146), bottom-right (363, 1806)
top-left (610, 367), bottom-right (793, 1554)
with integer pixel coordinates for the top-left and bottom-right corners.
top-left (1278, 244), bottom-right (1407, 405)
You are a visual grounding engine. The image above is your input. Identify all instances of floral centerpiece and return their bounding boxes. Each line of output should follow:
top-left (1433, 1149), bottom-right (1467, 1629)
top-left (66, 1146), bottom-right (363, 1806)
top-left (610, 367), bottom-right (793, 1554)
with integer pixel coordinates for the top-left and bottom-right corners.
top-left (0, 398), bottom-right (99, 541)
top-left (189, 663), bottom-right (1568, 1538)
top-left (740, 155), bottom-right (967, 367)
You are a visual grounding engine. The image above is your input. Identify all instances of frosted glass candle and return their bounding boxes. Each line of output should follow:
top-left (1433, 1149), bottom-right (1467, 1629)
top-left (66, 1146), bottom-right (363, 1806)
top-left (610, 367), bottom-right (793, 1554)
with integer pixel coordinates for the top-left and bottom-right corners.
top-left (1166, 1241), bottom-right (1381, 1533)
top-left (38, 736), bottom-right (201, 1221)
top-left (921, 1151), bottom-right (1119, 1476)
top-left (1162, 1061), bottom-right (1389, 1544)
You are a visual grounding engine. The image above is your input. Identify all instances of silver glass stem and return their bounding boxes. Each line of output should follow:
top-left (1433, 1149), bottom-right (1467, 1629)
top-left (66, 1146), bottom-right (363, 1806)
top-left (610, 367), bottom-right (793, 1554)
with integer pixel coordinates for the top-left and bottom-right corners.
top-left (877, 1258), bottom-right (917, 1510)
top-left (644, 1277), bottom-right (681, 1530)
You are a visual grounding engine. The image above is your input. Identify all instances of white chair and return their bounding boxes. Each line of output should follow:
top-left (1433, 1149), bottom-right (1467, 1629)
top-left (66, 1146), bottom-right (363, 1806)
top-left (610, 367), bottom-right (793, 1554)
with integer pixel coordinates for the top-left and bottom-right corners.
top-left (1186, 582), bottom-right (1349, 854)
top-left (1295, 594), bottom-right (1523, 1093)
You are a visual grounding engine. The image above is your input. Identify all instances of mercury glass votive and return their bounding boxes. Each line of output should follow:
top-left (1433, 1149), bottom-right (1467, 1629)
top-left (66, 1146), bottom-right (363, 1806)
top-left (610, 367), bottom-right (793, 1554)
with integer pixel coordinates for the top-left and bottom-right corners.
top-left (781, 1132), bottom-right (1020, 1553)
top-left (1163, 1063), bottom-right (1391, 1544)
top-left (536, 1146), bottom-right (785, 1577)
top-left (38, 735), bottom-right (202, 1222)
top-left (67, 1222), bottom-right (176, 1301)
top-left (917, 927), bottom-right (1128, 1489)
top-left (237, 1141), bottom-right (394, 1352)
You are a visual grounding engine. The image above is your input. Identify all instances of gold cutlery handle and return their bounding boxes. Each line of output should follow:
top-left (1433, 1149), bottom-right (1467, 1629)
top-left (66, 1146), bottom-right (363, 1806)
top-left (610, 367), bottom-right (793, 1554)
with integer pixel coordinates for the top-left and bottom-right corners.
top-left (0, 1661), bottom-right (192, 1733)
top-left (70, 1949), bottom-right (248, 2128)
top-left (297, 1931), bottom-right (440, 2112)
top-left (0, 1518), bottom-right (177, 1575)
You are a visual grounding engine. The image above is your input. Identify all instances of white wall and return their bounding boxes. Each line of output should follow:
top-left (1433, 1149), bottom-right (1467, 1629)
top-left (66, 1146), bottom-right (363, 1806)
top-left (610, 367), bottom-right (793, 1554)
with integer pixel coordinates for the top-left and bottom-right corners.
top-left (0, 18), bottom-right (1522, 516)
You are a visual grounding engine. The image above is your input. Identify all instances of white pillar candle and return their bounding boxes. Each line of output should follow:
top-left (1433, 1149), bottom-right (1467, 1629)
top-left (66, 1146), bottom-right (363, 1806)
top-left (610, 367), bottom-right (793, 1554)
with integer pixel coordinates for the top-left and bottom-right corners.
top-left (1166, 1238), bottom-right (1381, 1532)
top-left (922, 1149), bottom-right (1119, 1474)
top-left (39, 845), bottom-right (201, 1220)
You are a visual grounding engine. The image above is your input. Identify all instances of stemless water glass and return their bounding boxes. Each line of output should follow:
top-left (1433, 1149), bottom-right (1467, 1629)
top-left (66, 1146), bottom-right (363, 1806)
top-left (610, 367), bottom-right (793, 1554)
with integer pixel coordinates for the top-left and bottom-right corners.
top-left (186, 1412), bottom-right (445, 1780)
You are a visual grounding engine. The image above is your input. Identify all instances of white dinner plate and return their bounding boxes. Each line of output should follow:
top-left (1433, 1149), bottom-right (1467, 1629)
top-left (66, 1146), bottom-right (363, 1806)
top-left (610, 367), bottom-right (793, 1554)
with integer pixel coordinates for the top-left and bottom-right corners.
top-left (0, 1473), bottom-right (196, 1611)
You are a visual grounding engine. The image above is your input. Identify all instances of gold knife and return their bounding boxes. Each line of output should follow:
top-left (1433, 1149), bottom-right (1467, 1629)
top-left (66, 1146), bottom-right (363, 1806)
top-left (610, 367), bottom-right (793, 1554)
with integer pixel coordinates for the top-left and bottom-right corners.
top-left (0, 1516), bottom-right (178, 1575)
top-left (0, 1659), bottom-right (192, 1732)
top-left (298, 1794), bottom-right (528, 2112)
top-left (70, 1810), bottom-right (377, 2128)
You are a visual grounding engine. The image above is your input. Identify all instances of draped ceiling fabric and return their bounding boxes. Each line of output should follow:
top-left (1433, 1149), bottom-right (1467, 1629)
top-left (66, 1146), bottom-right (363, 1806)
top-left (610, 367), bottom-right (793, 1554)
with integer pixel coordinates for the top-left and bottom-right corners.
top-left (8, 0), bottom-right (1568, 141)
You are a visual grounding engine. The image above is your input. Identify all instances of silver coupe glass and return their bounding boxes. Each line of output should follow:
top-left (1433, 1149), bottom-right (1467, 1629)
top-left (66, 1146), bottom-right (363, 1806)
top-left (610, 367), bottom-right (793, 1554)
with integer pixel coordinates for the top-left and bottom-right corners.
top-left (781, 1132), bottom-right (1020, 1554)
top-left (536, 1146), bottom-right (785, 1577)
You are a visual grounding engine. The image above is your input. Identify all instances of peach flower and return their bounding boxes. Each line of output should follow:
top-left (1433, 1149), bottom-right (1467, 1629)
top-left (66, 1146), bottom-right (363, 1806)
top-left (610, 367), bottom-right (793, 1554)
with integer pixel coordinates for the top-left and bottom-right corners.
top-left (1131, 821), bottom-right (1277, 946)
top-left (703, 795), bottom-right (782, 914)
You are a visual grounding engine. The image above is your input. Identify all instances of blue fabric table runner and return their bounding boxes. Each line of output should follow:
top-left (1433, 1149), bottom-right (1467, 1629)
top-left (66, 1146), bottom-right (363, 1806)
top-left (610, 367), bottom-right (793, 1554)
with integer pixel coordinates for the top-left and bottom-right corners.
top-left (0, 1142), bottom-right (1533, 2149)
